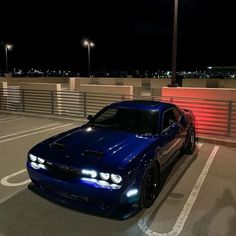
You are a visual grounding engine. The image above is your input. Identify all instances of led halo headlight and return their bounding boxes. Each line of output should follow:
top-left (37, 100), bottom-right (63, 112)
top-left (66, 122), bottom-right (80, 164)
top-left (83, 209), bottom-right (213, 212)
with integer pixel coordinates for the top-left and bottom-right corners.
top-left (99, 172), bottom-right (110, 181)
top-left (38, 157), bottom-right (45, 164)
top-left (29, 154), bottom-right (37, 162)
top-left (111, 174), bottom-right (122, 184)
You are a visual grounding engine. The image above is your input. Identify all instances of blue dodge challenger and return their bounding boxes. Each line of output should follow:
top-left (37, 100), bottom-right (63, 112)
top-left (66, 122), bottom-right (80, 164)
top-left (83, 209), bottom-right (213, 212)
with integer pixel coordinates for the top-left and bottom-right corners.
top-left (27, 100), bottom-right (195, 219)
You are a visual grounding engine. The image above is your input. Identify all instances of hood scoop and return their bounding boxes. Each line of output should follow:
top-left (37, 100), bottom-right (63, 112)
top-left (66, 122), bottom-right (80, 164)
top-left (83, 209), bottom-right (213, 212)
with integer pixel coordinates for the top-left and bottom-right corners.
top-left (81, 149), bottom-right (104, 158)
top-left (49, 142), bottom-right (66, 150)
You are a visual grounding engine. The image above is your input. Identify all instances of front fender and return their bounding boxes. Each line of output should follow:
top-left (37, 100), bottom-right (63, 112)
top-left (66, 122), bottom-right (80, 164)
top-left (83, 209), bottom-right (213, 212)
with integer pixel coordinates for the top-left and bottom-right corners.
top-left (125, 147), bottom-right (160, 189)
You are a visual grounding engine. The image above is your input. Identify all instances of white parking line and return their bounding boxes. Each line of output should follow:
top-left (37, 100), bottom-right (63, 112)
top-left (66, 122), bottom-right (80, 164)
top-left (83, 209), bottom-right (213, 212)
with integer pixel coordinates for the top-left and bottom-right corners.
top-left (0, 123), bottom-right (74, 144)
top-left (0, 117), bottom-right (25, 124)
top-left (1, 169), bottom-right (31, 187)
top-left (0, 116), bottom-right (20, 121)
top-left (138, 145), bottom-right (220, 236)
top-left (0, 122), bottom-right (61, 139)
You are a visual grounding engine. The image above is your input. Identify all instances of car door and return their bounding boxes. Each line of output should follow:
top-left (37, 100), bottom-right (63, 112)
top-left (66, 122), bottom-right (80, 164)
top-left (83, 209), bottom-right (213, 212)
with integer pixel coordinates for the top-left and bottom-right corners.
top-left (158, 108), bottom-right (183, 167)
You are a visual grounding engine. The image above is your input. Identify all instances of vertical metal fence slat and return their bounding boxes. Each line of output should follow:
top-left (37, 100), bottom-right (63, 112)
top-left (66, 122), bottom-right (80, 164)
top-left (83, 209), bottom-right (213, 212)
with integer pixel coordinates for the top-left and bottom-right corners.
top-left (21, 89), bottom-right (25, 112)
top-left (227, 101), bottom-right (232, 136)
top-left (83, 92), bottom-right (87, 118)
top-left (51, 91), bottom-right (54, 114)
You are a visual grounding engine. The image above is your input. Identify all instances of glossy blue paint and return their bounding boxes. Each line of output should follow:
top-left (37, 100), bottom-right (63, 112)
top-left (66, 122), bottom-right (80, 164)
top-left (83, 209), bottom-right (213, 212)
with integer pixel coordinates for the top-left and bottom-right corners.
top-left (27, 100), bottom-right (194, 219)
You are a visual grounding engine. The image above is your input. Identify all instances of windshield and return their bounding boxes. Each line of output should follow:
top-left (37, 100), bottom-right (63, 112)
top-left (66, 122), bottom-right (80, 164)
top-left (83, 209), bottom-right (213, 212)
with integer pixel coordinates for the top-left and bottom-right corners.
top-left (91, 107), bottom-right (158, 135)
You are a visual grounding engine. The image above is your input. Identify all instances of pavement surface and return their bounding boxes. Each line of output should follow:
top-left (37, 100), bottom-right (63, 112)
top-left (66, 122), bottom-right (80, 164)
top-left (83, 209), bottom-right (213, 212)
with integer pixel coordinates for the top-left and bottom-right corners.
top-left (0, 113), bottom-right (236, 236)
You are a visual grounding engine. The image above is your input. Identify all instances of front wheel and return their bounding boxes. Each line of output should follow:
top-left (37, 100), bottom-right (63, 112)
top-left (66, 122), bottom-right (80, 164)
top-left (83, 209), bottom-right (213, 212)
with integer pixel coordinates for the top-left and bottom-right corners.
top-left (140, 162), bottom-right (160, 208)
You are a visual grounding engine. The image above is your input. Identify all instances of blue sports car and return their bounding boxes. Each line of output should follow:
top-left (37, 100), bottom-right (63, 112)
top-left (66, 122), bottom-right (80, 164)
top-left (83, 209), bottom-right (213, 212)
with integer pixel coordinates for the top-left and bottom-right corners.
top-left (27, 100), bottom-right (196, 219)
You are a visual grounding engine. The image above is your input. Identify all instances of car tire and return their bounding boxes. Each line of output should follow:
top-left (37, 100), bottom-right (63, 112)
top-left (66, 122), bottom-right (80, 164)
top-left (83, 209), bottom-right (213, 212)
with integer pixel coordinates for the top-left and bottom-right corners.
top-left (140, 162), bottom-right (160, 208)
top-left (185, 126), bottom-right (196, 154)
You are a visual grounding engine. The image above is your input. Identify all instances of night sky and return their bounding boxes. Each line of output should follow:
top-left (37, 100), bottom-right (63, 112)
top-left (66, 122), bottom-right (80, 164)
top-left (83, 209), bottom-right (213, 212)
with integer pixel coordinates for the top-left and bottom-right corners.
top-left (0, 0), bottom-right (236, 74)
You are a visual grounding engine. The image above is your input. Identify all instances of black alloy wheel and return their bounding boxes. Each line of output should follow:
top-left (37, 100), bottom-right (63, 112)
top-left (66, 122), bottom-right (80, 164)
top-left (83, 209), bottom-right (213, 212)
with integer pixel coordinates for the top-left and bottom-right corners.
top-left (140, 162), bottom-right (160, 208)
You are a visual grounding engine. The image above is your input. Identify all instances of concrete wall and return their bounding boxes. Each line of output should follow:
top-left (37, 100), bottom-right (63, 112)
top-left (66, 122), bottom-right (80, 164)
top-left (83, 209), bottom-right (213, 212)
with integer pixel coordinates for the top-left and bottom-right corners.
top-left (219, 79), bottom-right (236, 88)
top-left (71, 78), bottom-right (92, 91)
top-left (78, 84), bottom-right (133, 115)
top-left (78, 84), bottom-right (133, 96)
top-left (123, 78), bottom-right (142, 98)
top-left (151, 79), bottom-right (169, 97)
top-left (182, 79), bottom-right (208, 88)
top-left (1, 77), bottom-right (68, 86)
top-left (19, 83), bottom-right (62, 114)
top-left (162, 87), bottom-right (236, 100)
top-left (98, 78), bottom-right (116, 85)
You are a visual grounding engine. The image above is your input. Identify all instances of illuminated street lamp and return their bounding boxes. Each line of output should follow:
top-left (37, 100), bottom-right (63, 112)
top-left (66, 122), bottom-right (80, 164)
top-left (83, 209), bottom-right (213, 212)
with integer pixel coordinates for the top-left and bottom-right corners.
top-left (4, 43), bottom-right (13, 73)
top-left (170, 0), bottom-right (178, 86)
top-left (83, 39), bottom-right (95, 77)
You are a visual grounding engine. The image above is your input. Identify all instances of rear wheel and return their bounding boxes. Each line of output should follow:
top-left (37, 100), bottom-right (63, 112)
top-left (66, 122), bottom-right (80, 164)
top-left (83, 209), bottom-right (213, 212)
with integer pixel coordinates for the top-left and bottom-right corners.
top-left (185, 126), bottom-right (196, 154)
top-left (140, 162), bottom-right (160, 208)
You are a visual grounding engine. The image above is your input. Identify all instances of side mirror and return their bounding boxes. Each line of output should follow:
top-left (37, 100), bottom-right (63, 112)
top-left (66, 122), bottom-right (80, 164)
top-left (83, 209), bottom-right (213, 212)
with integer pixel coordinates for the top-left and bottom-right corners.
top-left (87, 115), bottom-right (93, 121)
top-left (179, 115), bottom-right (187, 126)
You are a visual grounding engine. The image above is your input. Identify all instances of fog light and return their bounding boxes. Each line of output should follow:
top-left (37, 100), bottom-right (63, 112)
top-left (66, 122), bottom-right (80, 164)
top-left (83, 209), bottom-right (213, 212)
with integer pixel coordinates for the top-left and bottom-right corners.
top-left (127, 189), bottom-right (138, 197)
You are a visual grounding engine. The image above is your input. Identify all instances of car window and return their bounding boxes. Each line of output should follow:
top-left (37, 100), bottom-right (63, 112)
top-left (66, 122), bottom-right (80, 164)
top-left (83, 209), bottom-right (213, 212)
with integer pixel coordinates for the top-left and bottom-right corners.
top-left (173, 108), bottom-right (182, 122)
top-left (92, 107), bottom-right (158, 135)
top-left (162, 108), bottom-right (178, 130)
top-left (93, 108), bottom-right (117, 124)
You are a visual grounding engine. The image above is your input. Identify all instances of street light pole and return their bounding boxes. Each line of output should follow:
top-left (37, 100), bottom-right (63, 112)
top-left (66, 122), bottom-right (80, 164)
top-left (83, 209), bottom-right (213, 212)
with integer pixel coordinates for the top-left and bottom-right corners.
top-left (83, 39), bottom-right (95, 77)
top-left (88, 43), bottom-right (91, 77)
top-left (4, 43), bottom-right (13, 74)
top-left (5, 46), bottom-right (9, 74)
top-left (171, 0), bottom-right (179, 86)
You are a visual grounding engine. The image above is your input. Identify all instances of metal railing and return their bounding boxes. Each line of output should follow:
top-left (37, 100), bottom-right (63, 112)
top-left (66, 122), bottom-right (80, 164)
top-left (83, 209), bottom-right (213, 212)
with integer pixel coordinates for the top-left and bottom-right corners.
top-left (0, 87), bottom-right (235, 138)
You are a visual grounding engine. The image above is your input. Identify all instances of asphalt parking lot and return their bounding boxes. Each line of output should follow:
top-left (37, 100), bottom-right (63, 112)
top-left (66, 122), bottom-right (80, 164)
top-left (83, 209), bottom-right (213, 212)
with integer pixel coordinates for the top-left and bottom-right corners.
top-left (0, 113), bottom-right (236, 236)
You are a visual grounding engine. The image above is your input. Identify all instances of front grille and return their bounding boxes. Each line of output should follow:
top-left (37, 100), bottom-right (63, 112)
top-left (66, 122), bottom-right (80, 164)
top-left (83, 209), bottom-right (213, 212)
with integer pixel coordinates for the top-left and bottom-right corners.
top-left (47, 163), bottom-right (79, 179)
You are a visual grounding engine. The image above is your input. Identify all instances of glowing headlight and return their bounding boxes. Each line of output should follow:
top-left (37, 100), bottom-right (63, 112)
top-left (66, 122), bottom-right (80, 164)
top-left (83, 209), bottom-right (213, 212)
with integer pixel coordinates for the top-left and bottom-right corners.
top-left (81, 169), bottom-right (97, 178)
top-left (29, 154), bottom-right (37, 162)
top-left (31, 162), bottom-right (40, 169)
top-left (111, 174), bottom-right (122, 184)
top-left (99, 172), bottom-right (110, 181)
top-left (38, 157), bottom-right (45, 164)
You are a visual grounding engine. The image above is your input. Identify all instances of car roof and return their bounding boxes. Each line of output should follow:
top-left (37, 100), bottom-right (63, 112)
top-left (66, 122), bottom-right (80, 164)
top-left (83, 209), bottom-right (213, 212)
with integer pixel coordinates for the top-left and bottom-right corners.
top-left (110, 100), bottom-right (175, 111)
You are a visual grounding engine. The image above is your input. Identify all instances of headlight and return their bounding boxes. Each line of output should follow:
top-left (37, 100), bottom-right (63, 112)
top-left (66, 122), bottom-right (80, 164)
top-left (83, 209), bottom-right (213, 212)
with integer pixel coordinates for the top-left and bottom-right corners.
top-left (29, 154), bottom-right (37, 162)
top-left (38, 157), bottom-right (45, 164)
top-left (111, 174), bottom-right (122, 184)
top-left (81, 169), bottom-right (97, 178)
top-left (99, 172), bottom-right (110, 181)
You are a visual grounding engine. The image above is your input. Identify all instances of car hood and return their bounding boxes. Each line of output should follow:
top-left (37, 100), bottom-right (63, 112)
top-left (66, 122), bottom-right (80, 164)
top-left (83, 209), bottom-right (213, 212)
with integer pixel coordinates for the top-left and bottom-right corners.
top-left (31, 126), bottom-right (155, 171)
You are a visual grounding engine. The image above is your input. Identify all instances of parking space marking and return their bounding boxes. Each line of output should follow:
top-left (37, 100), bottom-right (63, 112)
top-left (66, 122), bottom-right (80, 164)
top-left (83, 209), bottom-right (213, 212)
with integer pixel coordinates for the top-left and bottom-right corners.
top-left (138, 145), bottom-right (220, 236)
top-left (1, 169), bottom-right (31, 187)
top-left (0, 123), bottom-right (73, 144)
top-left (0, 122), bottom-right (61, 139)
top-left (0, 117), bottom-right (25, 123)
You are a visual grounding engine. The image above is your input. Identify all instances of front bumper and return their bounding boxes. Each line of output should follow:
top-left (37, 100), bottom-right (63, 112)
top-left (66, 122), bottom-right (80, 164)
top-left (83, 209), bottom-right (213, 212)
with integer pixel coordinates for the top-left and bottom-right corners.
top-left (27, 162), bottom-right (140, 219)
